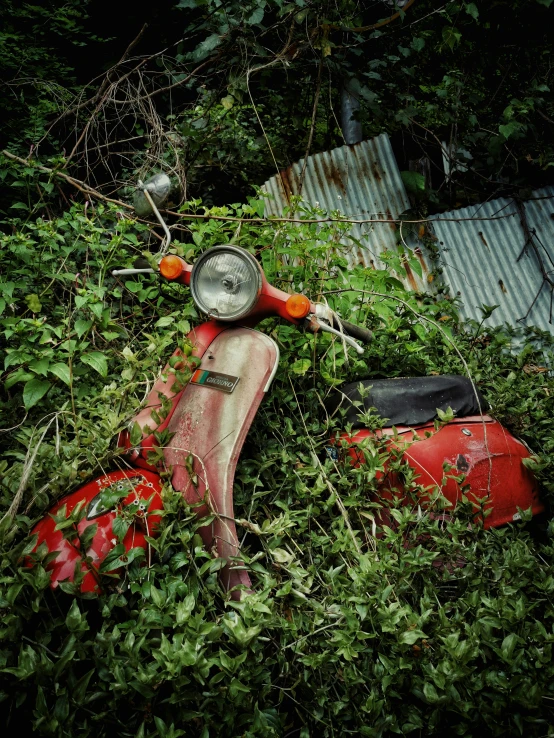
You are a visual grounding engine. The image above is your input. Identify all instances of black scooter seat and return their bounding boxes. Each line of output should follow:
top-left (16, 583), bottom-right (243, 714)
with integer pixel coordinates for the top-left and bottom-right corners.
top-left (326, 375), bottom-right (487, 428)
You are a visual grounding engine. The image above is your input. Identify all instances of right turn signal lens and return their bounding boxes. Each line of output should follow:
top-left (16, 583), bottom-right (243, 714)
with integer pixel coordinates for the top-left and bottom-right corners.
top-left (286, 294), bottom-right (311, 319)
top-left (159, 255), bottom-right (184, 280)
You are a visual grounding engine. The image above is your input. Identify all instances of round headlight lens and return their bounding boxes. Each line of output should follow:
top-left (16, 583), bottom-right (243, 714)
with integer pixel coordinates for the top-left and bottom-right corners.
top-left (190, 246), bottom-right (262, 321)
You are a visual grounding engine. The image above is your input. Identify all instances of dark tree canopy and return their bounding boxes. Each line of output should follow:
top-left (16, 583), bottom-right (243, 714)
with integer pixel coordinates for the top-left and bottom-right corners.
top-left (2, 0), bottom-right (553, 207)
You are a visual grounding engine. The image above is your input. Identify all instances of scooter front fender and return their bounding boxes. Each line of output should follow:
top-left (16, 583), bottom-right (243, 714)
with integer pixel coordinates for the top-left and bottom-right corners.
top-left (163, 327), bottom-right (279, 599)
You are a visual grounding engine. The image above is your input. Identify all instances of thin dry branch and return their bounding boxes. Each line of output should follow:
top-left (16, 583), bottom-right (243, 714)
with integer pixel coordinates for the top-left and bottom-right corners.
top-left (42, 22), bottom-right (183, 132)
top-left (3, 417), bottom-right (57, 522)
top-left (328, 0), bottom-right (417, 32)
top-left (161, 208), bottom-right (518, 226)
top-left (1, 150), bottom-right (132, 209)
top-left (142, 49), bottom-right (227, 100)
top-left (50, 47), bottom-right (221, 197)
top-left (298, 56), bottom-right (324, 196)
top-left (3, 151), bottom-right (524, 227)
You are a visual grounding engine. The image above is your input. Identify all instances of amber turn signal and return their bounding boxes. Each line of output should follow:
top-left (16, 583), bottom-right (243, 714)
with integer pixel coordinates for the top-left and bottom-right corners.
top-left (159, 255), bottom-right (184, 280)
top-left (285, 294), bottom-right (311, 319)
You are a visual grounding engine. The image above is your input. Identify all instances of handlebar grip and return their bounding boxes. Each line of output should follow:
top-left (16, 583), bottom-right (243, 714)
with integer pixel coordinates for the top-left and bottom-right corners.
top-left (333, 318), bottom-right (373, 344)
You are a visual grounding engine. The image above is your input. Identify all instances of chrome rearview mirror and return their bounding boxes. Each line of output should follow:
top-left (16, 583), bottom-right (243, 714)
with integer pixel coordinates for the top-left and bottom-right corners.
top-left (112, 173), bottom-right (171, 277)
top-left (113, 173), bottom-right (173, 275)
top-left (133, 173), bottom-right (171, 216)
top-left (133, 173), bottom-right (172, 257)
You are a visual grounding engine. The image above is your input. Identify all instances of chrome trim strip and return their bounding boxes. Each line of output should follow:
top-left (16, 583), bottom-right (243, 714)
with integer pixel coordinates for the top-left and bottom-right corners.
top-left (263, 336), bottom-right (280, 392)
top-left (112, 268), bottom-right (155, 276)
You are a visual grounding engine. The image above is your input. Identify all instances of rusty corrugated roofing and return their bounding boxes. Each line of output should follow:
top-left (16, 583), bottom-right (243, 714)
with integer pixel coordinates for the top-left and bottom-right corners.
top-left (263, 136), bottom-right (554, 333)
top-left (263, 134), bottom-right (433, 292)
top-left (428, 187), bottom-right (554, 333)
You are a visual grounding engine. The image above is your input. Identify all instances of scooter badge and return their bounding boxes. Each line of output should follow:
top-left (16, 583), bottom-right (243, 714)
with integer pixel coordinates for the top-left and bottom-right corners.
top-left (190, 368), bottom-right (240, 393)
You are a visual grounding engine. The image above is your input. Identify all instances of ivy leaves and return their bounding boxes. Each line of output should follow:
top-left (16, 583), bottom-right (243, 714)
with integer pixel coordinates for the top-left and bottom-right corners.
top-left (2, 190), bottom-right (554, 737)
top-left (0, 205), bottom-right (151, 416)
top-left (50, 362), bottom-right (71, 386)
top-left (81, 351), bottom-right (108, 378)
top-left (22, 378), bottom-right (51, 409)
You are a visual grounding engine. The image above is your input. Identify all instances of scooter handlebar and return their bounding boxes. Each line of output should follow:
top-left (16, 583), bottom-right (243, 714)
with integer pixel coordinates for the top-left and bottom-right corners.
top-left (308, 304), bottom-right (372, 348)
top-left (304, 315), bottom-right (365, 355)
top-left (332, 318), bottom-right (373, 344)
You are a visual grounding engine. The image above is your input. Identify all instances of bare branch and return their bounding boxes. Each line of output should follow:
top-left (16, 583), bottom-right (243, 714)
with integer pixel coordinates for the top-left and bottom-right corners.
top-left (1, 150), bottom-right (132, 210)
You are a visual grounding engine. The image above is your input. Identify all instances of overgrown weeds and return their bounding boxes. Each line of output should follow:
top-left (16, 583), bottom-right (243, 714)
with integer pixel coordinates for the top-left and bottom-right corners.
top-left (2, 188), bottom-right (554, 736)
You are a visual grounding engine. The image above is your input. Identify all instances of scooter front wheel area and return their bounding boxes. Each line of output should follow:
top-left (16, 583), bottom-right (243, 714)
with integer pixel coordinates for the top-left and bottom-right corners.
top-left (29, 469), bottom-right (163, 594)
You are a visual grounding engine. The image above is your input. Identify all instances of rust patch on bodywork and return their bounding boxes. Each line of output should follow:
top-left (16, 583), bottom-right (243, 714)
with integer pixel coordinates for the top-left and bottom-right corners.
top-left (456, 454), bottom-right (471, 473)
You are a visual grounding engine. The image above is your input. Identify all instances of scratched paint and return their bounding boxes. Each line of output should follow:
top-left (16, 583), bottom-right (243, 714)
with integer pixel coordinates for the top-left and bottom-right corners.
top-left (164, 328), bottom-right (279, 598)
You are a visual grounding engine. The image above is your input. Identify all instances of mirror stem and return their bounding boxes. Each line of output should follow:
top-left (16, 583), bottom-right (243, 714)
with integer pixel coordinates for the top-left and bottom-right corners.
top-left (142, 188), bottom-right (172, 255)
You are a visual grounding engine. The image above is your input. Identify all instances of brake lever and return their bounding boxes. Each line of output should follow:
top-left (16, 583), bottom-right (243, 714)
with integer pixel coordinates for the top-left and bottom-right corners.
top-left (305, 315), bottom-right (364, 355)
top-left (318, 321), bottom-right (364, 355)
top-left (112, 268), bottom-right (156, 276)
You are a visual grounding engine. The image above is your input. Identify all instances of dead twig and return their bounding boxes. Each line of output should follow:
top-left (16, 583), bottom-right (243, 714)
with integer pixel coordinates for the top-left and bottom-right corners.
top-left (43, 23), bottom-right (153, 132)
top-left (2, 150), bottom-right (526, 228)
top-left (537, 109), bottom-right (554, 126)
top-left (143, 50), bottom-right (226, 100)
top-left (1, 150), bottom-right (132, 210)
top-left (515, 198), bottom-right (554, 323)
top-left (328, 0), bottom-right (417, 33)
top-left (2, 416), bottom-right (58, 523)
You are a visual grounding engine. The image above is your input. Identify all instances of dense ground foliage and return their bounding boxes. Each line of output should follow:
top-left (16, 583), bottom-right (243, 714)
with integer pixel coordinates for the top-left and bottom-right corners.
top-left (2, 173), bottom-right (554, 735)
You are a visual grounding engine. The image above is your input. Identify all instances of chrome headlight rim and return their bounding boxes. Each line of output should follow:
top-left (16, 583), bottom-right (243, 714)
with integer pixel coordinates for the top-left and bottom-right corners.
top-left (190, 245), bottom-right (263, 322)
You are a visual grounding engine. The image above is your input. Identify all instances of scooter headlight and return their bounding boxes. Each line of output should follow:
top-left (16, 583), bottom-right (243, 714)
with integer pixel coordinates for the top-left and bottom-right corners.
top-left (190, 245), bottom-right (262, 321)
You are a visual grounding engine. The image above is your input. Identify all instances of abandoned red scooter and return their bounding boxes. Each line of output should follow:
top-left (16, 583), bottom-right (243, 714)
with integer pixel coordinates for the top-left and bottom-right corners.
top-left (31, 175), bottom-right (544, 599)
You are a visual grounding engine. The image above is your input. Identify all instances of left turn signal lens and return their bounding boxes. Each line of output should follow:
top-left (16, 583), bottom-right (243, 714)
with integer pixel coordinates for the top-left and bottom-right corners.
top-left (159, 255), bottom-right (184, 280)
top-left (286, 294), bottom-right (311, 319)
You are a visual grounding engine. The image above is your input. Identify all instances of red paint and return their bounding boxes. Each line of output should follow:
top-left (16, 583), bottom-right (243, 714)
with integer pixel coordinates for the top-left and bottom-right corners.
top-left (340, 416), bottom-right (543, 528)
top-left (31, 244), bottom-right (546, 603)
top-left (120, 324), bottom-right (278, 599)
top-left (164, 327), bottom-right (278, 599)
top-left (119, 320), bottom-right (229, 459)
top-left (165, 253), bottom-right (314, 326)
top-left (244, 280), bottom-right (315, 325)
top-left (30, 470), bottom-right (162, 593)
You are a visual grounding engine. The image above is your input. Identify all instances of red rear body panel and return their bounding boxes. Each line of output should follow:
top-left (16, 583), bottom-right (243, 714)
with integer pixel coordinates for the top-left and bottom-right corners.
top-left (343, 416), bottom-right (543, 527)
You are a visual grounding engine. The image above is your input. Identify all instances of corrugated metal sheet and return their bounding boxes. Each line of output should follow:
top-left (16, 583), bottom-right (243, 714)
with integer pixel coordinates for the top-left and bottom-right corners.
top-left (263, 134), bottom-right (433, 292)
top-left (264, 136), bottom-right (554, 332)
top-left (428, 187), bottom-right (554, 332)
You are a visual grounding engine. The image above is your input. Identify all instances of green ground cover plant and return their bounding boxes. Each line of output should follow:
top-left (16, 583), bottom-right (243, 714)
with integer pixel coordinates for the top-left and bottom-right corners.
top-left (2, 1), bottom-right (554, 735)
top-left (2, 160), bottom-right (554, 736)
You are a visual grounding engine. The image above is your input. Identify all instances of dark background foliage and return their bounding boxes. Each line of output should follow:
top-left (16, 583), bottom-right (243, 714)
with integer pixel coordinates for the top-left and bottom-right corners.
top-left (2, 0), bottom-right (553, 206)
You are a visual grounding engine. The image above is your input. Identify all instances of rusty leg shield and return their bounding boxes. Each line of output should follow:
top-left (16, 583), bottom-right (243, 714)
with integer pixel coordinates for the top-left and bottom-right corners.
top-left (164, 327), bottom-right (278, 599)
